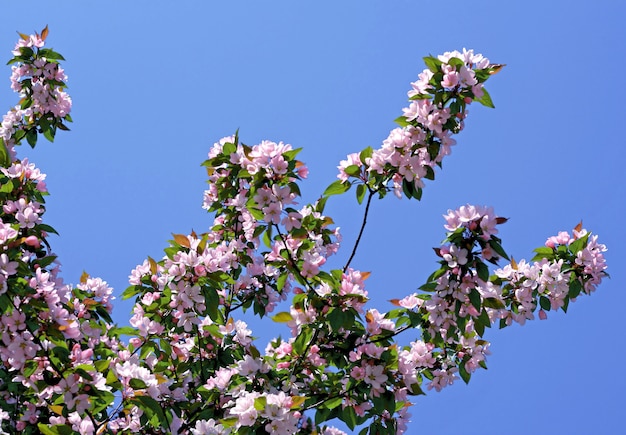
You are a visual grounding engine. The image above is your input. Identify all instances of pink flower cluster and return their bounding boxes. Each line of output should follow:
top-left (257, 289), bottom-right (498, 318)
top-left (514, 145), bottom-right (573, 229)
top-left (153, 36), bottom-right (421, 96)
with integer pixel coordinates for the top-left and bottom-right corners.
top-left (1, 28), bottom-right (71, 158)
top-left (494, 228), bottom-right (607, 324)
top-left (391, 206), bottom-right (608, 394)
top-left (338, 49), bottom-right (495, 200)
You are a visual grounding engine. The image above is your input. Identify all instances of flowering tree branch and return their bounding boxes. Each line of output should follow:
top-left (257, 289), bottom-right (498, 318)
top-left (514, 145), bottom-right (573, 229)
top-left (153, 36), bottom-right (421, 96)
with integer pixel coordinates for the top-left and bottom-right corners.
top-left (0, 29), bottom-right (607, 435)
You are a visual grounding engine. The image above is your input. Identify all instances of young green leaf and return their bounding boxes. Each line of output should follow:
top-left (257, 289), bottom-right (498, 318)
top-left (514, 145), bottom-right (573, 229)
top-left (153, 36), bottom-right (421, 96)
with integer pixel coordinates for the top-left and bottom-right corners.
top-left (323, 180), bottom-right (351, 196)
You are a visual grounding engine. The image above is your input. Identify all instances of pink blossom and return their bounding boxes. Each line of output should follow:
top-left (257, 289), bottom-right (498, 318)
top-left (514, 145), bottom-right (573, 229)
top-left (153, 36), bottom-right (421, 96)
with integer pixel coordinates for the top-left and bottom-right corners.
top-left (363, 364), bottom-right (388, 393)
top-left (229, 392), bottom-right (260, 427)
top-left (191, 419), bottom-right (231, 435)
top-left (337, 152), bottom-right (362, 181)
top-left (408, 69), bottom-right (434, 97)
top-left (366, 309), bottom-right (395, 335)
top-left (441, 64), bottom-right (460, 88)
top-left (262, 201), bottom-right (282, 224)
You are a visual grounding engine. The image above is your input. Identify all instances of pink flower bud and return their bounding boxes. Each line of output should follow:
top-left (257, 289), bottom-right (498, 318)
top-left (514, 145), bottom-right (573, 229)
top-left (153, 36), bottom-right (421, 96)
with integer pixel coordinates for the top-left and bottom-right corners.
top-left (23, 235), bottom-right (40, 248)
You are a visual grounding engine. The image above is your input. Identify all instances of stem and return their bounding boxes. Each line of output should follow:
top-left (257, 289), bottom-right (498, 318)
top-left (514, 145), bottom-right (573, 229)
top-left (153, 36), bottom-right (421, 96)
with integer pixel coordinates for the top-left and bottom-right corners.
top-left (289, 327), bottom-right (320, 380)
top-left (366, 324), bottom-right (413, 344)
top-left (303, 383), bottom-right (359, 412)
top-left (343, 189), bottom-right (375, 272)
top-left (274, 224), bottom-right (316, 293)
top-left (195, 324), bottom-right (207, 385)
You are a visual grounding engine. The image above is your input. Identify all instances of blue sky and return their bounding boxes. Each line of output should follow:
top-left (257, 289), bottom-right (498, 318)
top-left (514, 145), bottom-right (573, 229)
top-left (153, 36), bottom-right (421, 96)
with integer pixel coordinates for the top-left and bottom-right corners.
top-left (1, 2), bottom-right (624, 434)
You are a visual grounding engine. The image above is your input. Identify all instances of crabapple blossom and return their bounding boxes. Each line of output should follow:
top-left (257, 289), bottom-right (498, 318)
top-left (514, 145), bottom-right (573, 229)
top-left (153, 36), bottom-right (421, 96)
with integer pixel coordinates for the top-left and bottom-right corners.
top-left (0, 30), bottom-right (608, 435)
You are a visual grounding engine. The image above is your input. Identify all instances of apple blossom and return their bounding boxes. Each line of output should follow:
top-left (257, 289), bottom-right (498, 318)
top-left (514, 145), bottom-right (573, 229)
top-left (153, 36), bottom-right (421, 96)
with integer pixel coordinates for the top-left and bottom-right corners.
top-left (0, 29), bottom-right (608, 435)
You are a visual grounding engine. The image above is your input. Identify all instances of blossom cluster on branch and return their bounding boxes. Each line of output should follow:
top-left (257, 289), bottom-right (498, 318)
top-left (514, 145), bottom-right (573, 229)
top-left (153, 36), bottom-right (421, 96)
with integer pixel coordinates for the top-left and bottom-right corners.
top-left (0, 29), bottom-right (607, 435)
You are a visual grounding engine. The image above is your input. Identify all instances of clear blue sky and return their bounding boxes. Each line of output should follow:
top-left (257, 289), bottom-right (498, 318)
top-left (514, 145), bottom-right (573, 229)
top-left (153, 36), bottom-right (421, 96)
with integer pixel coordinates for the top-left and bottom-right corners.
top-left (2, 2), bottom-right (624, 434)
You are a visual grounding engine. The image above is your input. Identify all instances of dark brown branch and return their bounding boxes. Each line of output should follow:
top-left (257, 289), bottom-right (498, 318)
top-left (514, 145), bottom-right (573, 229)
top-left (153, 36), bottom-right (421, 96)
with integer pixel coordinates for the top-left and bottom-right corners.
top-left (343, 189), bottom-right (375, 272)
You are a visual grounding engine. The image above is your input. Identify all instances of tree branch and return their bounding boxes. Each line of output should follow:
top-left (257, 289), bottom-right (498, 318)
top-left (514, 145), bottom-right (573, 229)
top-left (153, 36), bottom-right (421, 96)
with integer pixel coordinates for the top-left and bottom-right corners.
top-left (343, 189), bottom-right (375, 272)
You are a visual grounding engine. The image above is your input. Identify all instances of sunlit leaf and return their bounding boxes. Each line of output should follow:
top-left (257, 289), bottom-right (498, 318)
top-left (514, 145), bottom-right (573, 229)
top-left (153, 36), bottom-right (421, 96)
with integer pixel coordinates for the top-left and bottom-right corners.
top-left (323, 180), bottom-right (351, 196)
top-left (271, 312), bottom-right (293, 323)
top-left (488, 63), bottom-right (506, 75)
top-left (172, 233), bottom-right (190, 248)
top-left (574, 221), bottom-right (583, 233)
top-left (80, 270), bottom-right (89, 284)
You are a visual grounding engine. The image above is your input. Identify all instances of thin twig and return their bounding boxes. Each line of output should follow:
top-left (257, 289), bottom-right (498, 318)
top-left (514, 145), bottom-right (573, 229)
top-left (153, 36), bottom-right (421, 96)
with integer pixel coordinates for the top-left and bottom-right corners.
top-left (343, 189), bottom-right (375, 272)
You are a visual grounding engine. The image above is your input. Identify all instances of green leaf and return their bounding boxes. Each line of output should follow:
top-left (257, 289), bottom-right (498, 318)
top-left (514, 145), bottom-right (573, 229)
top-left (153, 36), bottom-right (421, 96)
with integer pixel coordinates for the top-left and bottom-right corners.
top-left (222, 141), bottom-right (236, 156)
top-left (38, 223), bottom-right (59, 235)
top-left (283, 147), bottom-right (302, 160)
top-left (205, 287), bottom-right (220, 322)
top-left (0, 179), bottom-right (15, 193)
top-left (483, 298), bottom-right (505, 309)
top-left (254, 396), bottom-right (267, 412)
top-left (36, 255), bottom-right (57, 269)
top-left (43, 124), bottom-right (55, 142)
top-left (423, 55), bottom-right (442, 73)
top-left (568, 278), bottom-right (583, 299)
top-left (315, 406), bottom-right (334, 426)
top-left (532, 246), bottom-right (554, 262)
top-left (18, 46), bottom-right (34, 58)
top-left (293, 327), bottom-right (313, 355)
top-left (424, 165), bottom-right (435, 181)
top-left (539, 295), bottom-right (551, 311)
top-left (95, 304), bottom-right (113, 323)
top-left (402, 178), bottom-right (415, 199)
top-left (132, 395), bottom-right (167, 422)
top-left (409, 92), bottom-right (433, 100)
top-left (427, 267), bottom-right (447, 283)
top-left (0, 293), bottom-right (12, 314)
top-left (474, 308), bottom-right (491, 337)
top-left (413, 186), bottom-right (423, 200)
top-left (38, 48), bottom-right (65, 60)
top-left (475, 87), bottom-right (495, 108)
top-left (447, 57), bottom-right (465, 68)
top-left (20, 97), bottom-right (33, 110)
top-left (129, 378), bottom-right (147, 389)
top-left (459, 360), bottom-right (471, 384)
top-left (26, 128), bottom-right (38, 147)
top-left (394, 116), bottom-right (410, 127)
top-left (569, 233), bottom-right (590, 255)
top-left (327, 308), bottom-right (345, 332)
top-left (468, 288), bottom-right (482, 311)
top-left (359, 146), bottom-right (373, 163)
top-left (476, 261), bottom-right (490, 282)
top-left (37, 424), bottom-right (73, 435)
top-left (315, 196), bottom-right (328, 213)
top-left (122, 285), bottom-right (143, 300)
top-left (488, 239), bottom-right (509, 260)
top-left (271, 312), bottom-right (293, 323)
top-left (92, 390), bottom-right (115, 414)
top-left (474, 315), bottom-right (485, 337)
top-left (356, 184), bottom-right (366, 204)
top-left (419, 281), bottom-right (437, 292)
top-left (324, 396), bottom-right (344, 410)
top-left (288, 181), bottom-right (301, 197)
top-left (219, 417), bottom-right (240, 429)
top-left (323, 180), bottom-right (351, 196)
top-left (344, 164), bottom-right (361, 177)
top-left (339, 405), bottom-right (358, 430)
top-left (248, 206), bottom-right (264, 221)
top-left (409, 382), bottom-right (425, 396)
top-left (262, 226), bottom-right (272, 248)
top-left (22, 360), bottom-right (38, 377)
top-left (0, 139), bottom-right (10, 167)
